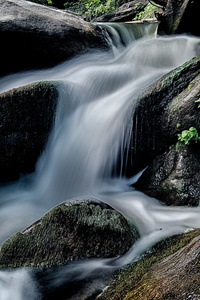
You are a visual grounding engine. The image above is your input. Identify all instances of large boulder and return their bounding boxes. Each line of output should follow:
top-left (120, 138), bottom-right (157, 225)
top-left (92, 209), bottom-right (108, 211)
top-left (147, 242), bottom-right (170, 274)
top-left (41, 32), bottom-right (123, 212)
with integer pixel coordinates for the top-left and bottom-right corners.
top-left (125, 54), bottom-right (200, 177)
top-left (157, 0), bottom-right (200, 36)
top-left (0, 81), bottom-right (60, 182)
top-left (0, 198), bottom-right (139, 268)
top-left (0, 0), bottom-right (109, 77)
top-left (94, 0), bottom-right (148, 23)
top-left (135, 142), bottom-right (200, 206)
top-left (97, 228), bottom-right (200, 299)
top-left (133, 68), bottom-right (200, 206)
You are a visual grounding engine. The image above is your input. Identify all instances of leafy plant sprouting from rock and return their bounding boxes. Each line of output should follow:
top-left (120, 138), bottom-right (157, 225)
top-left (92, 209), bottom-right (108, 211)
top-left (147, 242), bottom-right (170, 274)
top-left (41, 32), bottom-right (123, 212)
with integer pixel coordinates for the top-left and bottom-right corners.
top-left (178, 127), bottom-right (200, 145)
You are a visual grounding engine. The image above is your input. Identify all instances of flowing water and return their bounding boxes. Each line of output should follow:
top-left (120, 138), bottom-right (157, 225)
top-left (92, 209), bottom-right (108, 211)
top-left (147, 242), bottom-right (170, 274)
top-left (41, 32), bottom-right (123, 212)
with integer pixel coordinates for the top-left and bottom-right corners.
top-left (1, 23), bottom-right (200, 299)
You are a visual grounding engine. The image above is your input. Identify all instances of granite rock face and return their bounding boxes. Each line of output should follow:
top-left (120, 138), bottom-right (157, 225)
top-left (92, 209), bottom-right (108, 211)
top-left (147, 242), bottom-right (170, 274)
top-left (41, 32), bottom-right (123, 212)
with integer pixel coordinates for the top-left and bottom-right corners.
top-left (0, 0), bottom-right (109, 77)
top-left (125, 55), bottom-right (200, 177)
top-left (157, 0), bottom-right (200, 36)
top-left (135, 143), bottom-right (200, 206)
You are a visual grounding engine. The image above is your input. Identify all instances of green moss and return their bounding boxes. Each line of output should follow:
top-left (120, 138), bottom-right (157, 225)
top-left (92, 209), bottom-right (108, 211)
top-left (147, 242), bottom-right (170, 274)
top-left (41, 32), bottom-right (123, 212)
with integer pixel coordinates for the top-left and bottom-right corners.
top-left (188, 83), bottom-right (193, 90)
top-left (162, 55), bottom-right (200, 87)
top-left (98, 229), bottom-right (200, 300)
top-left (134, 3), bottom-right (160, 20)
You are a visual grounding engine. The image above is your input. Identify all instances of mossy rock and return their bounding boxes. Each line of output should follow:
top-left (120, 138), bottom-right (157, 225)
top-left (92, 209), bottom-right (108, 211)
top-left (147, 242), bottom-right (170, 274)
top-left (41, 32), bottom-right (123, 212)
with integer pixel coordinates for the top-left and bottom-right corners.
top-left (97, 228), bottom-right (200, 299)
top-left (0, 198), bottom-right (139, 268)
top-left (125, 54), bottom-right (200, 177)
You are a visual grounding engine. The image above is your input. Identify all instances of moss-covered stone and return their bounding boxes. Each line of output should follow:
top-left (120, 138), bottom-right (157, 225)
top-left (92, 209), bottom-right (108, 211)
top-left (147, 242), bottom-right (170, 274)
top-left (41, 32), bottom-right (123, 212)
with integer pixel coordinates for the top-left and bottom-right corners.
top-left (0, 81), bottom-right (60, 182)
top-left (97, 229), bottom-right (200, 299)
top-left (0, 198), bottom-right (139, 268)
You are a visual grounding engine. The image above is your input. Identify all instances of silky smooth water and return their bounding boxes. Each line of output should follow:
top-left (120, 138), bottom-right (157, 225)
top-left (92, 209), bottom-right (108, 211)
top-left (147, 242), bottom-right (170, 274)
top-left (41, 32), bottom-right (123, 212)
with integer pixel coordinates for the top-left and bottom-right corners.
top-left (1, 23), bottom-right (200, 299)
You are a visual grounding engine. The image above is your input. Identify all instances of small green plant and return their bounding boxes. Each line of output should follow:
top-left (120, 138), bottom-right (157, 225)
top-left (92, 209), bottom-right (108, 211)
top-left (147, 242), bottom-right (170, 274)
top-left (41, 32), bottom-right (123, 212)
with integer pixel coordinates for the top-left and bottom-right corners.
top-left (178, 127), bottom-right (200, 145)
top-left (134, 3), bottom-right (160, 21)
top-left (195, 98), bottom-right (200, 109)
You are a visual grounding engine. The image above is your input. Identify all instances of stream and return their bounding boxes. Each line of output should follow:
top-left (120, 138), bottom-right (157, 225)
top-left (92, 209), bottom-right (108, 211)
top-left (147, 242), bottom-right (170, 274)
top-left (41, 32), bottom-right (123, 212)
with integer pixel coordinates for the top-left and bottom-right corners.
top-left (0, 22), bottom-right (200, 299)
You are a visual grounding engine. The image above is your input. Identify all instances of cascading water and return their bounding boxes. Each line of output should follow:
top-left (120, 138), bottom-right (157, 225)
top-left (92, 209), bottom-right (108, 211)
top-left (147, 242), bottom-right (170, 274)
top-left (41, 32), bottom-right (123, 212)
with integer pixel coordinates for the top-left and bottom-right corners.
top-left (1, 22), bottom-right (200, 299)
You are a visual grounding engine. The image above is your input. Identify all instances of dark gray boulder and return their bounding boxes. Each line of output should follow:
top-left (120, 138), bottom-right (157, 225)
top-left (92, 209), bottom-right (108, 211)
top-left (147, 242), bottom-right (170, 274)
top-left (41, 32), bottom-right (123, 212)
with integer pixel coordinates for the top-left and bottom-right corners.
top-left (130, 56), bottom-right (200, 206)
top-left (126, 55), bottom-right (200, 177)
top-left (0, 81), bottom-right (60, 182)
top-left (0, 198), bottom-right (139, 268)
top-left (93, 0), bottom-right (148, 23)
top-left (135, 142), bottom-right (200, 206)
top-left (157, 0), bottom-right (200, 36)
top-left (0, 0), bottom-right (109, 77)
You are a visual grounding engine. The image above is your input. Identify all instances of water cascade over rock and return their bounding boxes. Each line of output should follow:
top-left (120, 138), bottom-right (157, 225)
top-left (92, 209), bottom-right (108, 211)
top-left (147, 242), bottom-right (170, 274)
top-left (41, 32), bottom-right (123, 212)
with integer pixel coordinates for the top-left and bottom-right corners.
top-left (0, 19), bottom-right (200, 300)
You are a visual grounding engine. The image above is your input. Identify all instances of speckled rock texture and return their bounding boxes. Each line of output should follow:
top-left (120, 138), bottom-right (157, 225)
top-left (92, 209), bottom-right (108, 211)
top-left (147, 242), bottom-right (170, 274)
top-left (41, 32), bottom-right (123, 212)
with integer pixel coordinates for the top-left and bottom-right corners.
top-left (126, 54), bottom-right (200, 176)
top-left (0, 198), bottom-right (139, 268)
top-left (97, 229), bottom-right (200, 300)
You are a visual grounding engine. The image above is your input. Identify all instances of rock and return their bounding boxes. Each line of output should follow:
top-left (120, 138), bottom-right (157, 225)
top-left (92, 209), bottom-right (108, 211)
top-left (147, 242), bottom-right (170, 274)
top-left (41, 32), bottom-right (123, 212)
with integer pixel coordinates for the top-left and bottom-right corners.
top-left (0, 198), bottom-right (139, 268)
top-left (125, 54), bottom-right (200, 177)
top-left (97, 228), bottom-right (200, 300)
top-left (0, 81), bottom-right (60, 182)
top-left (93, 0), bottom-right (148, 23)
top-left (0, 0), bottom-right (109, 77)
top-left (157, 0), bottom-right (200, 36)
top-left (135, 143), bottom-right (200, 206)
top-left (153, 0), bottom-right (168, 7)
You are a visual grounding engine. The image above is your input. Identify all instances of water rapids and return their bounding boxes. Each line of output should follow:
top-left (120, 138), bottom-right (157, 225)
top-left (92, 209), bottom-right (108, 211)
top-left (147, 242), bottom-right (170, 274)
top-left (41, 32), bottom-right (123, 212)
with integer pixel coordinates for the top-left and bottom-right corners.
top-left (0, 22), bottom-right (200, 299)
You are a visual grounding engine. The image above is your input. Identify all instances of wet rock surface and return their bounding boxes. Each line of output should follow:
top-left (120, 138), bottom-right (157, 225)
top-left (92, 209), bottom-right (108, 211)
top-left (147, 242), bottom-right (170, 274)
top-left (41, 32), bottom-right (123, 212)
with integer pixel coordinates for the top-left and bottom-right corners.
top-left (0, 81), bottom-right (60, 182)
top-left (0, 0), bottom-right (109, 77)
top-left (0, 198), bottom-right (139, 268)
top-left (97, 229), bottom-right (200, 300)
top-left (126, 55), bottom-right (200, 177)
top-left (135, 143), bottom-right (200, 206)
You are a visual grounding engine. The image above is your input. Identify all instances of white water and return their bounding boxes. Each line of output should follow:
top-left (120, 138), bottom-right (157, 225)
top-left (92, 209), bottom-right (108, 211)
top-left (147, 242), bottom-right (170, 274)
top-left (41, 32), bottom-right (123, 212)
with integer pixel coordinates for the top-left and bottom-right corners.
top-left (1, 23), bottom-right (200, 299)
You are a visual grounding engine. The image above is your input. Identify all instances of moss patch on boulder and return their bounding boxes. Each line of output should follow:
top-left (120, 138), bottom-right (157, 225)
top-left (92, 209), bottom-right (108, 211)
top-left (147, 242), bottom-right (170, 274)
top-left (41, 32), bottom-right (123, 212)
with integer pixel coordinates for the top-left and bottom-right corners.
top-left (97, 228), bottom-right (200, 299)
top-left (0, 198), bottom-right (139, 268)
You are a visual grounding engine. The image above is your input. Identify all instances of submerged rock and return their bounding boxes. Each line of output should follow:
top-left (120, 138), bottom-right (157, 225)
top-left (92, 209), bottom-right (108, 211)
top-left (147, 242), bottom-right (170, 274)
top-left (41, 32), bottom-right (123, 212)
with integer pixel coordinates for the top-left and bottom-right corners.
top-left (97, 228), bottom-right (200, 299)
top-left (0, 81), bottom-right (60, 182)
top-left (157, 0), bottom-right (200, 36)
top-left (135, 143), bottom-right (200, 206)
top-left (0, 198), bottom-right (139, 268)
top-left (0, 0), bottom-right (109, 77)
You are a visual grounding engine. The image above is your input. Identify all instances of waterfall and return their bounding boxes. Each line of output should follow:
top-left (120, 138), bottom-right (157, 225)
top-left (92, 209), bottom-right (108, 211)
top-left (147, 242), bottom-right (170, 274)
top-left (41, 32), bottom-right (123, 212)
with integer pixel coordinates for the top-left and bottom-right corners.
top-left (0, 22), bottom-right (200, 299)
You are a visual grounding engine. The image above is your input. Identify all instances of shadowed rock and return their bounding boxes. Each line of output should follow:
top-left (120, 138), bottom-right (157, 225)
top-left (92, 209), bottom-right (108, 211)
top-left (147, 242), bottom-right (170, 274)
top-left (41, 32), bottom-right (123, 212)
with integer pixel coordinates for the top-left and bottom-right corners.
top-left (0, 81), bottom-right (60, 182)
top-left (157, 0), bottom-right (200, 36)
top-left (0, 0), bottom-right (109, 77)
top-left (126, 54), bottom-right (200, 177)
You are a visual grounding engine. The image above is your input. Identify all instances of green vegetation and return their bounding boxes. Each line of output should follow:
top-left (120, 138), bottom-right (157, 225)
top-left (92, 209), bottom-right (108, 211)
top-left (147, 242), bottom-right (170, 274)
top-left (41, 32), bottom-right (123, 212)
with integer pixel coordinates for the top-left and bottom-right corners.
top-left (28, 0), bottom-right (129, 18)
top-left (64, 0), bottom-right (116, 19)
top-left (178, 127), bottom-right (200, 145)
top-left (134, 3), bottom-right (159, 20)
top-left (195, 97), bottom-right (200, 108)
